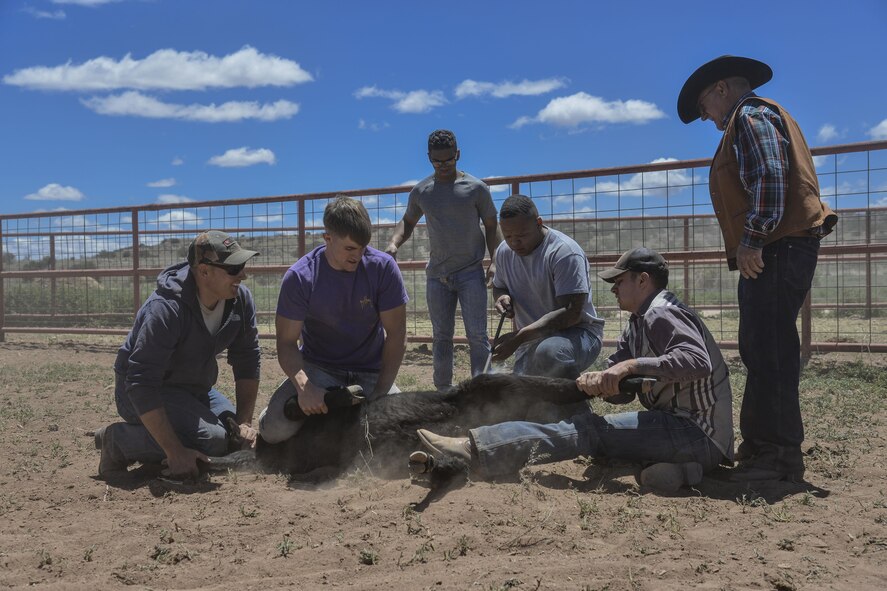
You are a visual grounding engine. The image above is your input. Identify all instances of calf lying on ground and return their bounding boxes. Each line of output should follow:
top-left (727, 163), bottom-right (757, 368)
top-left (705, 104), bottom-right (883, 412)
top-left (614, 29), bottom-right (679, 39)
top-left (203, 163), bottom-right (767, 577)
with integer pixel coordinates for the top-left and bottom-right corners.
top-left (210, 373), bottom-right (589, 488)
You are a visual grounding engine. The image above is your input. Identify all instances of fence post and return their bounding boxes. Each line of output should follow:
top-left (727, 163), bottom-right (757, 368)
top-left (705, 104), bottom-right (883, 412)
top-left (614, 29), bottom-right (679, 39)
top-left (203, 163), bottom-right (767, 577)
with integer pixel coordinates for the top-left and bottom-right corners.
top-left (511, 182), bottom-right (520, 196)
top-left (865, 208), bottom-right (872, 320)
top-left (49, 234), bottom-right (56, 318)
top-left (683, 216), bottom-right (691, 305)
top-left (297, 197), bottom-right (306, 259)
top-left (0, 224), bottom-right (4, 342)
top-left (132, 211), bottom-right (141, 317)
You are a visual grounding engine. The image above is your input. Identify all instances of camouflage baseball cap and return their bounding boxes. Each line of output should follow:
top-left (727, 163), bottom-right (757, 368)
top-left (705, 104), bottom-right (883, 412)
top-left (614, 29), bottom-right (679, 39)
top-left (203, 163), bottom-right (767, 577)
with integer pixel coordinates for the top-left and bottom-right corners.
top-left (187, 230), bottom-right (259, 268)
top-left (597, 247), bottom-right (667, 283)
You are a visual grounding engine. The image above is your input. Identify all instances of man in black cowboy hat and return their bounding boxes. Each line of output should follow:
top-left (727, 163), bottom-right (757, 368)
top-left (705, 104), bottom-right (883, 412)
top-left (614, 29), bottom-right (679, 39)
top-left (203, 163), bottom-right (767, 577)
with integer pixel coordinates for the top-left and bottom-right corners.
top-left (95, 231), bottom-right (262, 481)
top-left (678, 55), bottom-right (837, 482)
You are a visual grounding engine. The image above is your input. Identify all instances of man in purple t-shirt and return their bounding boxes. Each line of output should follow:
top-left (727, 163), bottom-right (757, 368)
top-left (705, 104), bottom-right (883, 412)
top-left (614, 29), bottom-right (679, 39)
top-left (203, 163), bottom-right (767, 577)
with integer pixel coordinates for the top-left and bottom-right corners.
top-left (258, 196), bottom-right (409, 444)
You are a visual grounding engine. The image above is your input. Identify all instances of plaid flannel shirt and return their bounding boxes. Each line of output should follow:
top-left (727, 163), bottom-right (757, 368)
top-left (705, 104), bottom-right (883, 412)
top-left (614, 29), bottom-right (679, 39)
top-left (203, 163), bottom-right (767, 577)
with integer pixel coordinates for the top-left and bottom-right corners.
top-left (725, 92), bottom-right (790, 249)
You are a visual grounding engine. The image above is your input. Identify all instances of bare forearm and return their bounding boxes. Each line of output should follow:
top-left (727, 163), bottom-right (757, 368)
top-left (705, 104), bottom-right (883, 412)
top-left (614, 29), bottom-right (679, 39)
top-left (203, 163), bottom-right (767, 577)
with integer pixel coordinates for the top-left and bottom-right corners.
top-left (374, 332), bottom-right (406, 396)
top-left (234, 378), bottom-right (259, 425)
top-left (485, 225), bottom-right (502, 261)
top-left (277, 340), bottom-right (309, 394)
top-left (139, 407), bottom-right (187, 457)
top-left (388, 220), bottom-right (415, 249)
top-left (515, 306), bottom-right (582, 344)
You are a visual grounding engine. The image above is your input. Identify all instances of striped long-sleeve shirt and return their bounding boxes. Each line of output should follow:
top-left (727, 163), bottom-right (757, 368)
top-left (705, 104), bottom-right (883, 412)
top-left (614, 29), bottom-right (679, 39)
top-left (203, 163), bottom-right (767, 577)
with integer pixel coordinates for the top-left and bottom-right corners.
top-left (607, 289), bottom-right (734, 461)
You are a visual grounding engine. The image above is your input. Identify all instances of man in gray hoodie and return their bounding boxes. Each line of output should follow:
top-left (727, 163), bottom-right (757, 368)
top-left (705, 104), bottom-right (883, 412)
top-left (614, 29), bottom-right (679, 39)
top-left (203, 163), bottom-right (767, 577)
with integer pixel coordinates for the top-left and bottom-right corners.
top-left (96, 231), bottom-right (261, 481)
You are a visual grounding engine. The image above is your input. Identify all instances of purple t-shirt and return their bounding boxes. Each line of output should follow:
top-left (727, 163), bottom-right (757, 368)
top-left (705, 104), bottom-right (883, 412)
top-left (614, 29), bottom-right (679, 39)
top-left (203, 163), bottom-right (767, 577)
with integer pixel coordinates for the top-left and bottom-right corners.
top-left (277, 245), bottom-right (409, 371)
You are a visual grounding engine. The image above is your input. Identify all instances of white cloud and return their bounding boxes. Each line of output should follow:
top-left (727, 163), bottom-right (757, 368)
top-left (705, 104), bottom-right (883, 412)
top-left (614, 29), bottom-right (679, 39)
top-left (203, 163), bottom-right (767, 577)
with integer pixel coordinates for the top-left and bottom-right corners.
top-left (455, 78), bottom-right (566, 99)
top-left (255, 214), bottom-right (283, 224)
top-left (566, 157), bottom-right (691, 203)
top-left (156, 194), bottom-right (193, 204)
top-left (208, 147), bottom-right (276, 168)
top-left (812, 155), bottom-right (830, 170)
top-left (817, 124), bottom-right (839, 143)
top-left (147, 177), bottom-right (176, 188)
top-left (171, 157), bottom-right (184, 166)
top-left (510, 92), bottom-right (666, 129)
top-left (24, 183), bottom-right (85, 201)
top-left (482, 176), bottom-right (510, 193)
top-left (3, 46), bottom-right (312, 92)
top-left (358, 118), bottom-right (390, 131)
top-left (81, 91), bottom-right (299, 122)
top-left (869, 119), bottom-right (887, 140)
top-left (52, 0), bottom-right (119, 5)
top-left (157, 210), bottom-right (200, 225)
top-left (355, 86), bottom-right (446, 113)
top-left (23, 7), bottom-right (66, 19)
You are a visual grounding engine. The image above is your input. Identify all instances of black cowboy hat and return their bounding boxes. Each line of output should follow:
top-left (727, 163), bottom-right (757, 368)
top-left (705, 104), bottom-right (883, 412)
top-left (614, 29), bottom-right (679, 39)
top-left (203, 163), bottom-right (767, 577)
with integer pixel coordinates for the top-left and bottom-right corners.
top-left (677, 55), bottom-right (772, 124)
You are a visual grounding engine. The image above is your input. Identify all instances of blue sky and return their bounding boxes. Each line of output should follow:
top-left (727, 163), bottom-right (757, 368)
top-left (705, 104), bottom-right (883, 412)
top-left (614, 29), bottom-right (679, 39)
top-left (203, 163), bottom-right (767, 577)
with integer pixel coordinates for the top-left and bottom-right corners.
top-left (1, 0), bottom-right (885, 217)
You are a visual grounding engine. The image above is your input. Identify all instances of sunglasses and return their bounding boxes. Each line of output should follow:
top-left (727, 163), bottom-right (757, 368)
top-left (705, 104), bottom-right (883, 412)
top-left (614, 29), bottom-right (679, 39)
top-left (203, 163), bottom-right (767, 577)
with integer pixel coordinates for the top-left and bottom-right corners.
top-left (429, 155), bottom-right (457, 167)
top-left (201, 259), bottom-right (246, 276)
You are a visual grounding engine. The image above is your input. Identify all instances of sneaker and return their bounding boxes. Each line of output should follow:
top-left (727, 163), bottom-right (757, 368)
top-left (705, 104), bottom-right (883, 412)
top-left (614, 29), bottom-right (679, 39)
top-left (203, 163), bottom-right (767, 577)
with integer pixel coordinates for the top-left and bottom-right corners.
top-left (416, 429), bottom-right (472, 462)
top-left (638, 462), bottom-right (703, 492)
top-left (96, 423), bottom-right (128, 478)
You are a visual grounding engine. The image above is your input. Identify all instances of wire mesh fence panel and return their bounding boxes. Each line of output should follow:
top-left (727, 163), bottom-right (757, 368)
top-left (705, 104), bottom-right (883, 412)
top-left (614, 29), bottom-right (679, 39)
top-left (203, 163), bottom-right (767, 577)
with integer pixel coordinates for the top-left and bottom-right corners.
top-left (2, 141), bottom-right (886, 352)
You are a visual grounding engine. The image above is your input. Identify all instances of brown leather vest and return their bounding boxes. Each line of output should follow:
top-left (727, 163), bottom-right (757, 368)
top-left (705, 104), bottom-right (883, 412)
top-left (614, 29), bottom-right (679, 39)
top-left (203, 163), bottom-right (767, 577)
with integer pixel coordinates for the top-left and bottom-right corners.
top-left (709, 96), bottom-right (837, 270)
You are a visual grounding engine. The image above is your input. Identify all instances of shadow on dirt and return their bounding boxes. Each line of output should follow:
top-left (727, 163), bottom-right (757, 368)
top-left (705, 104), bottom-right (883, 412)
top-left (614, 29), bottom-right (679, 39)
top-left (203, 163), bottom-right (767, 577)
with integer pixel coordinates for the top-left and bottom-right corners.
top-left (92, 464), bottom-right (222, 497)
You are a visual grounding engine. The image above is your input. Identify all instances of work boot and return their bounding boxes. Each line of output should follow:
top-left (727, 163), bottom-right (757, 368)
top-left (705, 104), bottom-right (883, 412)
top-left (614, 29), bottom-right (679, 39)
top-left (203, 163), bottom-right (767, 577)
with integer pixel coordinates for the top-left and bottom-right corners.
top-left (95, 423), bottom-right (128, 478)
top-left (728, 445), bottom-right (805, 482)
top-left (637, 462), bottom-right (703, 492)
top-left (733, 440), bottom-right (758, 462)
top-left (416, 429), bottom-right (472, 462)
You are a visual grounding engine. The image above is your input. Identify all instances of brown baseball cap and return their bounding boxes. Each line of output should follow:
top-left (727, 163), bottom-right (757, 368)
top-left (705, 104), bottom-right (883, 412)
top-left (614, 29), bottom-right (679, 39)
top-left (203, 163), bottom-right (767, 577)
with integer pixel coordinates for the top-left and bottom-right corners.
top-left (187, 230), bottom-right (259, 268)
top-left (598, 247), bottom-right (668, 283)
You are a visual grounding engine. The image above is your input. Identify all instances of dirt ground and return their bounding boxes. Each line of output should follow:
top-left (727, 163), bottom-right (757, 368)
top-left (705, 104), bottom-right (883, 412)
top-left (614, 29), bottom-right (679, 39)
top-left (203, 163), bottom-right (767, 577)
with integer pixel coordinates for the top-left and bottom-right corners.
top-left (0, 336), bottom-right (885, 590)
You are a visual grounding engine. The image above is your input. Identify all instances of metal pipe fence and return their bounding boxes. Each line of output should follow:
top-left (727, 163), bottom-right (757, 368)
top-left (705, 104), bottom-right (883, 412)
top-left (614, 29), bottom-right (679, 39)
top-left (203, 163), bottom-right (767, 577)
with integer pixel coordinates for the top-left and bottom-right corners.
top-left (2, 140), bottom-right (886, 355)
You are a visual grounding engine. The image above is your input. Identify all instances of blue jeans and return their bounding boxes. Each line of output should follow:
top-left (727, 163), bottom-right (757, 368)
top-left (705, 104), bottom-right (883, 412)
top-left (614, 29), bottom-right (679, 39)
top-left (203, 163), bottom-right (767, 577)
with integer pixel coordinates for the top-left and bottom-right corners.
top-left (471, 407), bottom-right (723, 479)
top-left (258, 360), bottom-right (400, 444)
top-left (427, 266), bottom-right (490, 389)
top-left (513, 326), bottom-right (602, 380)
top-left (738, 236), bottom-right (819, 457)
top-left (112, 374), bottom-right (236, 464)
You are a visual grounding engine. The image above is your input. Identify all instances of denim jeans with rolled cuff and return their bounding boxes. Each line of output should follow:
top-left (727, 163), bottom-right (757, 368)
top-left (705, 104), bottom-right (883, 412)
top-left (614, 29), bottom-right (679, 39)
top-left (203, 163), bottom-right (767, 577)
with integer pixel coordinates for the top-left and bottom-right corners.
top-left (471, 407), bottom-right (723, 480)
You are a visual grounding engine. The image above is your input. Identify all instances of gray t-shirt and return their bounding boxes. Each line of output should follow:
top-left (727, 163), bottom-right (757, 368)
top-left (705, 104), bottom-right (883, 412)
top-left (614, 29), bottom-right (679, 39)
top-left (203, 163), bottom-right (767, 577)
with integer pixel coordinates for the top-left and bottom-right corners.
top-left (493, 227), bottom-right (605, 342)
top-left (405, 171), bottom-right (497, 278)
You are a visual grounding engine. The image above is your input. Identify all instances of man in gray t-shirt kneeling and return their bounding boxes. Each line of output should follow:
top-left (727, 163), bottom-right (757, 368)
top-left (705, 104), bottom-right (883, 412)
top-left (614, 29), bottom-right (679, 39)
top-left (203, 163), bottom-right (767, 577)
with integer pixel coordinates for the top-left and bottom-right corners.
top-left (491, 194), bottom-right (604, 379)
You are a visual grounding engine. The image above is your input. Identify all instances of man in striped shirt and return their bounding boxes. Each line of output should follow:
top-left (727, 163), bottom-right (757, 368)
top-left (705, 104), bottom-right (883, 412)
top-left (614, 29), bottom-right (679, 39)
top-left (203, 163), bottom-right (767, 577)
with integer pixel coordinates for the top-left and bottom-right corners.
top-left (678, 56), bottom-right (836, 482)
top-left (414, 248), bottom-right (734, 493)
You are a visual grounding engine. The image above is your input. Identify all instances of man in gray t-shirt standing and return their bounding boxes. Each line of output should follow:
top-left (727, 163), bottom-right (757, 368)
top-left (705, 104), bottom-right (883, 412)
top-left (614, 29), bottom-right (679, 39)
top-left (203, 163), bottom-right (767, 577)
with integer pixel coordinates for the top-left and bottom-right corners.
top-left (491, 194), bottom-right (604, 379)
top-left (387, 130), bottom-right (502, 390)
